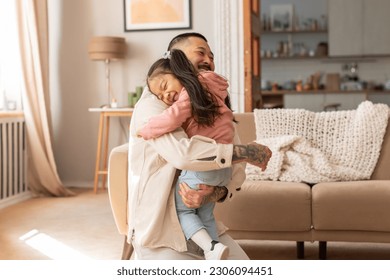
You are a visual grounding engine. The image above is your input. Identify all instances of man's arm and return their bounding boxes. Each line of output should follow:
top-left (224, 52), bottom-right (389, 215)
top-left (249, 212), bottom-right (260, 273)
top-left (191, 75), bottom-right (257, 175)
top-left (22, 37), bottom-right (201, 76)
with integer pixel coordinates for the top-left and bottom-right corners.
top-left (204, 123), bottom-right (246, 204)
top-left (206, 185), bottom-right (228, 202)
top-left (232, 143), bottom-right (271, 171)
top-left (203, 143), bottom-right (271, 201)
top-left (181, 142), bottom-right (272, 207)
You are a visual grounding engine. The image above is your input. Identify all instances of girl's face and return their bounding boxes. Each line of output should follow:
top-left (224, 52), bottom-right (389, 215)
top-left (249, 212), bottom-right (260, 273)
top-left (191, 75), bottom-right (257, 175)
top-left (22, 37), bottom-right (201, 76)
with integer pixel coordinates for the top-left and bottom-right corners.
top-left (148, 73), bottom-right (183, 106)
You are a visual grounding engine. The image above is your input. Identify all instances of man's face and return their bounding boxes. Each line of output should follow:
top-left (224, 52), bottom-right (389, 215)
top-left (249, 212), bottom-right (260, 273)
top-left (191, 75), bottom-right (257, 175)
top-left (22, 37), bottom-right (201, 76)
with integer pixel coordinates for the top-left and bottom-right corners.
top-left (176, 37), bottom-right (215, 72)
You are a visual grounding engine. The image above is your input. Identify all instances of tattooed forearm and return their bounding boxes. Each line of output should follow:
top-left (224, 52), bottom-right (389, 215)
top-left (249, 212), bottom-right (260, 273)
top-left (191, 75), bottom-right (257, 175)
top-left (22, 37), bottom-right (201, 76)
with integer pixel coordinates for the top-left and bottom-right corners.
top-left (203, 186), bottom-right (228, 205)
top-left (232, 145), bottom-right (249, 162)
top-left (232, 143), bottom-right (272, 171)
top-left (199, 143), bottom-right (271, 207)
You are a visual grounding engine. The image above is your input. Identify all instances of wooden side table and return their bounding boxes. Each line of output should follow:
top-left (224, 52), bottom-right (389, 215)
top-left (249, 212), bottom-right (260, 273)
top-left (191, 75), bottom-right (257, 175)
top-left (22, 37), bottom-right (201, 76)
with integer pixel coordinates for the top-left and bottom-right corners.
top-left (89, 107), bottom-right (133, 193)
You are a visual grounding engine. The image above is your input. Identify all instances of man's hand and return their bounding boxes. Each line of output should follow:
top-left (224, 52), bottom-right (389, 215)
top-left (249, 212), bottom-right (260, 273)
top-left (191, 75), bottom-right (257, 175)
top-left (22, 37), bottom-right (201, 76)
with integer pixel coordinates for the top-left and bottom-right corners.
top-left (178, 183), bottom-right (214, 209)
top-left (232, 142), bottom-right (272, 171)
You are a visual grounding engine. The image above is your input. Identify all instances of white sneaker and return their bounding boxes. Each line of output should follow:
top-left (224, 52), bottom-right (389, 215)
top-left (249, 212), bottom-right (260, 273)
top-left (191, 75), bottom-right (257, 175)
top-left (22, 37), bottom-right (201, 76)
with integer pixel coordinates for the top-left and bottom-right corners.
top-left (205, 243), bottom-right (229, 260)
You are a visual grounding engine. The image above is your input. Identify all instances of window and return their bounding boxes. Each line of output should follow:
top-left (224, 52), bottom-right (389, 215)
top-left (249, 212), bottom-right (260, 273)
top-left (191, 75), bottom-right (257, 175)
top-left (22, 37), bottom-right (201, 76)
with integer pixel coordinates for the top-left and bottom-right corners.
top-left (0, 1), bottom-right (22, 112)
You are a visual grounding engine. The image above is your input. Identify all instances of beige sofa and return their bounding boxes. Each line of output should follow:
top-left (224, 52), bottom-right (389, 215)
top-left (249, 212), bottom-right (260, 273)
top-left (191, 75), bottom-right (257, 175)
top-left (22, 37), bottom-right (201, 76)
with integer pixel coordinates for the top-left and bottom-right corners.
top-left (108, 112), bottom-right (390, 260)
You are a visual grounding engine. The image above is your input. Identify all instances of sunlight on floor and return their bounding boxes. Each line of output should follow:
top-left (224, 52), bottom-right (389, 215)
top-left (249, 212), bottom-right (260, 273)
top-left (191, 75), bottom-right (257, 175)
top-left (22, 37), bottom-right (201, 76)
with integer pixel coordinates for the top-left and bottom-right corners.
top-left (19, 229), bottom-right (91, 260)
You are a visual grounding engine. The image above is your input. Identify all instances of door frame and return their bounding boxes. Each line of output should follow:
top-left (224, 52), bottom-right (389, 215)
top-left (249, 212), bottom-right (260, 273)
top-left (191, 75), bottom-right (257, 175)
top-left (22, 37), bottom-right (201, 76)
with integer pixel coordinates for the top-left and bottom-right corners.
top-left (213, 0), bottom-right (261, 112)
top-left (243, 0), bottom-right (261, 112)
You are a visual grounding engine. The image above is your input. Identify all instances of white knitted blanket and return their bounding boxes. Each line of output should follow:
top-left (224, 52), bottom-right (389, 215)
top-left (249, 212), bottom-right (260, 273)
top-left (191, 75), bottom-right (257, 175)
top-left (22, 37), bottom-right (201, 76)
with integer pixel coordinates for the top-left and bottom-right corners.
top-left (246, 101), bottom-right (389, 183)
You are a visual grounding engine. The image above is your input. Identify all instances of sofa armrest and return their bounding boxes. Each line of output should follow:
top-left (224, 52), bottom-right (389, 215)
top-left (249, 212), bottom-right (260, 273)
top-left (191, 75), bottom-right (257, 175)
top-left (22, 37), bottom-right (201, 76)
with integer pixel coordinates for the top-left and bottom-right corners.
top-left (108, 143), bottom-right (129, 235)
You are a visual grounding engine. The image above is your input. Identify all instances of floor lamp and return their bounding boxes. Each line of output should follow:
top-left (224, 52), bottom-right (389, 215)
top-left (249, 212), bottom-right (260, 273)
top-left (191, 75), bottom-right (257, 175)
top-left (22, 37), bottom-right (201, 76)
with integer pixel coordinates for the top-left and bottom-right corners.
top-left (88, 36), bottom-right (126, 107)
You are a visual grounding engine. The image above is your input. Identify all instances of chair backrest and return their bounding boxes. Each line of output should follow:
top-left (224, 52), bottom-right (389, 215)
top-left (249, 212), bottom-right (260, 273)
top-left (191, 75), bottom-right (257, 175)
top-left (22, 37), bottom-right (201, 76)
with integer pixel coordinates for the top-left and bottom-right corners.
top-left (108, 143), bottom-right (129, 235)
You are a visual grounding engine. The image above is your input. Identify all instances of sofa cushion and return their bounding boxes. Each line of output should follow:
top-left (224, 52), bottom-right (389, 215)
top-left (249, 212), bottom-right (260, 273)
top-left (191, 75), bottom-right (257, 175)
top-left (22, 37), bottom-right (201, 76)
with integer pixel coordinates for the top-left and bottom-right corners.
top-left (371, 121), bottom-right (390, 180)
top-left (214, 180), bottom-right (312, 232)
top-left (312, 181), bottom-right (390, 232)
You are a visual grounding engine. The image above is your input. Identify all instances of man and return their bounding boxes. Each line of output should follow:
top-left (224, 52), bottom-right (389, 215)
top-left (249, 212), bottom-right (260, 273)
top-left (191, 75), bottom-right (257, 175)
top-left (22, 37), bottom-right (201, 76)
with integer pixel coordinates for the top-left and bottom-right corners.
top-left (128, 32), bottom-right (271, 259)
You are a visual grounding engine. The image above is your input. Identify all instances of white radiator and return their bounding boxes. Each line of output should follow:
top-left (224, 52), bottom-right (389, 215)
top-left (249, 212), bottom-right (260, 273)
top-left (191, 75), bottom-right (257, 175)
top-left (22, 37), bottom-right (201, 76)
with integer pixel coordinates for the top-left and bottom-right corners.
top-left (0, 115), bottom-right (28, 208)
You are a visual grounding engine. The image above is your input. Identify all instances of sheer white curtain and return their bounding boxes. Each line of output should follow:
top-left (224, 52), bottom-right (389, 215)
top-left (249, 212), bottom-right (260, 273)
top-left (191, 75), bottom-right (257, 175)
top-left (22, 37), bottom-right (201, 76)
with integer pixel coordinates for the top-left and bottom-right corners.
top-left (16, 0), bottom-right (73, 196)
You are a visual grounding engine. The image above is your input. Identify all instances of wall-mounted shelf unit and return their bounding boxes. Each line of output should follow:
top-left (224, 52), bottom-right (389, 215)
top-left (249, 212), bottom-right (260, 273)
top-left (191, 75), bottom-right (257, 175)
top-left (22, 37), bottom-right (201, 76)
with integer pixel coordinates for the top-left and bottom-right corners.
top-left (261, 30), bottom-right (327, 34)
top-left (261, 89), bottom-right (390, 111)
top-left (259, 0), bottom-right (390, 111)
top-left (261, 89), bottom-right (390, 95)
top-left (261, 29), bottom-right (328, 59)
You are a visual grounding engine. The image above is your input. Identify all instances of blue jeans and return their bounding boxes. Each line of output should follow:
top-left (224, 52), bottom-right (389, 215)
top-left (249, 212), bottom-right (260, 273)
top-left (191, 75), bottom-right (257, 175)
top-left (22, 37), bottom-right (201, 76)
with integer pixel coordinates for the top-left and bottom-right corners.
top-left (175, 168), bottom-right (232, 241)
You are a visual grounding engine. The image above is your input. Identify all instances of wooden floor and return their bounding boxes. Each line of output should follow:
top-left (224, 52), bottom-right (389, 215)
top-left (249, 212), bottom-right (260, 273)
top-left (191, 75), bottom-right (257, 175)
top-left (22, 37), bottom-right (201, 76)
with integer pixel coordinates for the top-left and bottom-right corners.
top-left (1, 187), bottom-right (390, 260)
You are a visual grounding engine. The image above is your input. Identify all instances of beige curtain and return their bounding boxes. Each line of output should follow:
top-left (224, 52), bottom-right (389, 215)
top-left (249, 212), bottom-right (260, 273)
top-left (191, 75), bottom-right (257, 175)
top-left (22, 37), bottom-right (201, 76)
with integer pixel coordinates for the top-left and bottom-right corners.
top-left (16, 0), bottom-right (73, 197)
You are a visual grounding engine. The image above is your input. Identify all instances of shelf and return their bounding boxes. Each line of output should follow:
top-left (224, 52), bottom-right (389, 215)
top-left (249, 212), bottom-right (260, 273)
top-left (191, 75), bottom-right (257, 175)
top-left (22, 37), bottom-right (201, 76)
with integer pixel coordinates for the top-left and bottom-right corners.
top-left (261, 29), bottom-right (328, 34)
top-left (262, 55), bottom-right (327, 60)
top-left (261, 26), bottom-right (329, 61)
top-left (262, 55), bottom-right (390, 62)
top-left (263, 103), bottom-right (283, 109)
top-left (261, 90), bottom-right (390, 95)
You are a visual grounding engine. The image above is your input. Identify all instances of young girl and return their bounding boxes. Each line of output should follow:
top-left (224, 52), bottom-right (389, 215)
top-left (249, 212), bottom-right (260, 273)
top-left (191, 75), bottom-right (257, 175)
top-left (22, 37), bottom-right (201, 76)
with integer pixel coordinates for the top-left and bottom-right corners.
top-left (138, 49), bottom-right (245, 260)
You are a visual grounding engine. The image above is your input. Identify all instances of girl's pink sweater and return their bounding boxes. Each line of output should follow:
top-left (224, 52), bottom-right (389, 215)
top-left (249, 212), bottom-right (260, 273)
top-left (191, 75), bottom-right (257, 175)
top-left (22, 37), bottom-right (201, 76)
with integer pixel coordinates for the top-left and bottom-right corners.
top-left (139, 71), bottom-right (234, 144)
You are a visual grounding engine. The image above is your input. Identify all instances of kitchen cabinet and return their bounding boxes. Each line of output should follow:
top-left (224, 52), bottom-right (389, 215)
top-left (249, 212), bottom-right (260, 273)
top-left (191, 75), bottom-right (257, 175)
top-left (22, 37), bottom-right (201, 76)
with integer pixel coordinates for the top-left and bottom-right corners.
top-left (284, 93), bottom-right (325, 112)
top-left (264, 90), bottom-right (390, 112)
top-left (363, 0), bottom-right (390, 55)
top-left (329, 0), bottom-right (390, 56)
top-left (368, 93), bottom-right (390, 106)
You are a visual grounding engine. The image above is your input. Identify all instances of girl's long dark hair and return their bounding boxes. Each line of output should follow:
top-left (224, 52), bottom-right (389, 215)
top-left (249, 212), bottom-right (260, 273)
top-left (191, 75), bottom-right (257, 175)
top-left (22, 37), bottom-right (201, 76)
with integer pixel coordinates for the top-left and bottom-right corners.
top-left (147, 49), bottom-right (232, 127)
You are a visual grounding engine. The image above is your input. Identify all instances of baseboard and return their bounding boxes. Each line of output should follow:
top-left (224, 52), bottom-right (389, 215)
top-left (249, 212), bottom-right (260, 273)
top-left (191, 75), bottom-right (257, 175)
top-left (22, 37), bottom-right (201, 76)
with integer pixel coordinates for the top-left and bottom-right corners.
top-left (0, 183), bottom-right (95, 210)
top-left (0, 191), bottom-right (33, 210)
top-left (62, 181), bottom-right (94, 188)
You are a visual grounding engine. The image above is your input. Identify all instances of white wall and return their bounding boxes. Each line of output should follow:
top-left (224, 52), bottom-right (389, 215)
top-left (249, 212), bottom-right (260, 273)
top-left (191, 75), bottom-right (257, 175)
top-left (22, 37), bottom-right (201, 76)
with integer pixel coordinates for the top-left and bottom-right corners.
top-left (47, 0), bottom-right (390, 187)
top-left (48, 0), bottom-right (220, 187)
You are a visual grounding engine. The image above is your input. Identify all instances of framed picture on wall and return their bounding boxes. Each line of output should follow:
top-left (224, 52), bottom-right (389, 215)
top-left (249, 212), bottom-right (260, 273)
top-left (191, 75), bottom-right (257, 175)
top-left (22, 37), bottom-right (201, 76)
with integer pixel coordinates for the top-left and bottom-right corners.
top-left (124, 0), bottom-right (192, 32)
top-left (270, 4), bottom-right (294, 31)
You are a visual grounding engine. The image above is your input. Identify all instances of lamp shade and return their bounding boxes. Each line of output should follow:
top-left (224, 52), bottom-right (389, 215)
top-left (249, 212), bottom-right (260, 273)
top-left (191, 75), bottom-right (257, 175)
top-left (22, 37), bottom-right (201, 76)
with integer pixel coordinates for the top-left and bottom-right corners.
top-left (88, 36), bottom-right (126, 61)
